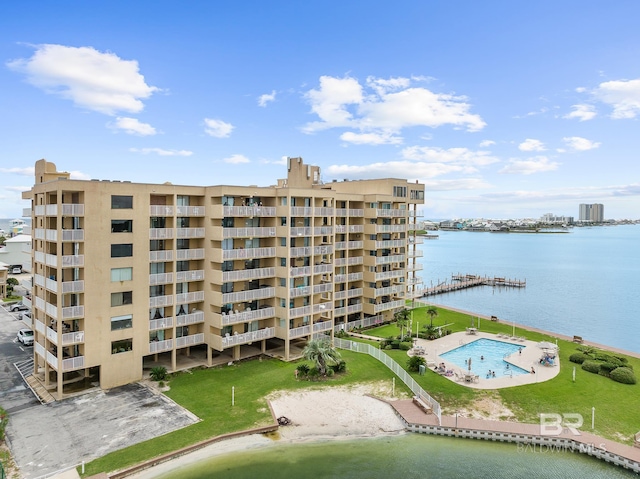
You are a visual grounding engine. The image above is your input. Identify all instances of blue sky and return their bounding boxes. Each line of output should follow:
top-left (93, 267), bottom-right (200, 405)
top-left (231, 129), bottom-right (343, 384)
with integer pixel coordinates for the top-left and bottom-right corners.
top-left (1, 1), bottom-right (640, 220)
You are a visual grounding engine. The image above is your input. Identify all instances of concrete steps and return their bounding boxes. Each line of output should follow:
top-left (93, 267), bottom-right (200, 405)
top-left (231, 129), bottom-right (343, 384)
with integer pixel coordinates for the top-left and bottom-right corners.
top-left (14, 358), bottom-right (56, 404)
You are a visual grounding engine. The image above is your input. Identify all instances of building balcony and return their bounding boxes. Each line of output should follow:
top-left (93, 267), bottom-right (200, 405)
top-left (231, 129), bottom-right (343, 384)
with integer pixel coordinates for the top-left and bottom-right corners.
top-left (149, 273), bottom-right (174, 286)
top-left (407, 263), bottom-right (423, 271)
top-left (372, 270), bottom-right (405, 281)
top-left (22, 296), bottom-right (32, 309)
top-left (62, 305), bottom-right (84, 319)
top-left (222, 205), bottom-right (276, 217)
top-left (62, 356), bottom-right (85, 372)
top-left (374, 209), bottom-right (407, 218)
top-left (176, 270), bottom-right (205, 282)
top-left (222, 286), bottom-right (275, 304)
top-left (314, 207), bottom-right (334, 216)
top-left (176, 310), bottom-right (205, 326)
top-left (290, 226), bottom-right (312, 236)
top-left (334, 258), bottom-right (346, 266)
top-left (370, 254), bottom-right (405, 266)
top-left (290, 246), bottom-right (311, 257)
top-left (334, 306), bottom-right (346, 316)
top-left (150, 205), bottom-right (174, 216)
top-left (149, 294), bottom-right (173, 308)
top-left (314, 245), bottom-right (333, 255)
top-left (149, 317), bottom-right (174, 330)
top-left (216, 306), bottom-right (276, 327)
top-left (336, 224), bottom-right (364, 233)
top-left (313, 264), bottom-right (332, 275)
top-left (222, 267), bottom-right (275, 283)
top-left (373, 285), bottom-right (405, 297)
top-left (149, 339), bottom-right (173, 354)
top-left (176, 333), bottom-right (205, 348)
top-left (150, 228), bottom-right (173, 239)
top-left (373, 299), bottom-right (405, 313)
top-left (290, 266), bottom-right (311, 278)
top-left (312, 303), bottom-right (333, 314)
top-left (335, 208), bottom-right (364, 217)
top-left (290, 206), bottom-right (313, 216)
top-left (150, 250), bottom-right (174, 262)
top-left (313, 226), bottom-right (333, 236)
top-left (334, 272), bottom-right (363, 283)
top-left (289, 305), bottom-right (311, 319)
top-left (408, 249), bottom-right (424, 258)
top-left (176, 228), bottom-right (205, 238)
top-left (373, 224), bottom-right (407, 233)
top-left (347, 303), bottom-right (363, 314)
top-left (176, 206), bottom-right (205, 217)
top-left (375, 239), bottom-right (406, 248)
top-left (35, 204), bottom-right (85, 217)
top-left (62, 330), bottom-right (85, 346)
top-left (312, 321), bottom-right (333, 333)
top-left (347, 257), bottom-right (363, 265)
top-left (220, 247), bottom-right (276, 261)
top-left (176, 291), bottom-right (205, 304)
top-left (62, 255), bottom-right (84, 267)
top-left (176, 248), bottom-right (205, 260)
top-left (218, 327), bottom-right (276, 349)
top-left (289, 324), bottom-right (311, 339)
top-left (223, 227), bottom-right (276, 239)
top-left (290, 286), bottom-right (311, 298)
top-left (313, 283), bottom-right (333, 294)
top-left (23, 207), bottom-right (32, 217)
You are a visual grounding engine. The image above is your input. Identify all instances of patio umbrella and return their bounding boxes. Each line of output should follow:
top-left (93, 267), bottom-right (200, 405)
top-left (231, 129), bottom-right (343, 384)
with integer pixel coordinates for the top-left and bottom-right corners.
top-left (537, 341), bottom-right (558, 350)
top-left (468, 357), bottom-right (472, 372)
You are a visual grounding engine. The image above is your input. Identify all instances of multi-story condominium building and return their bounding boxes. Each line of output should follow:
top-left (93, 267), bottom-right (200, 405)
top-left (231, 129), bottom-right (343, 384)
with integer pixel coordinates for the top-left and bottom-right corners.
top-left (22, 158), bottom-right (424, 399)
top-left (579, 203), bottom-right (604, 222)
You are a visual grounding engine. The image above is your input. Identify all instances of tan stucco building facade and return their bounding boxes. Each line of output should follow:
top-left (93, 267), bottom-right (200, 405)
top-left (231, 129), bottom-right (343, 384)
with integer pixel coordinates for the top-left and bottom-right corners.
top-left (23, 157), bottom-right (424, 399)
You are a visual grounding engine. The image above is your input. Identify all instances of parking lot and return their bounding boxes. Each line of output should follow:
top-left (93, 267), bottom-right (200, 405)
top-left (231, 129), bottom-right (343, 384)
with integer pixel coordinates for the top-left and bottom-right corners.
top-left (0, 304), bottom-right (199, 478)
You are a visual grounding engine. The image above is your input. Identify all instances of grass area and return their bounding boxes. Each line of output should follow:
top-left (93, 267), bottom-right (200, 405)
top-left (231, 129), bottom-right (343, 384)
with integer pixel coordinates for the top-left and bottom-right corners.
top-left (365, 305), bottom-right (640, 442)
top-left (81, 350), bottom-right (411, 476)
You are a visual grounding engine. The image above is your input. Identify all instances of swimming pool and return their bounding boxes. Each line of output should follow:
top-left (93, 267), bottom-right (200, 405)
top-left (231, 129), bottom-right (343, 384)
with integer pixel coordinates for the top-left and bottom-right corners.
top-left (440, 338), bottom-right (528, 378)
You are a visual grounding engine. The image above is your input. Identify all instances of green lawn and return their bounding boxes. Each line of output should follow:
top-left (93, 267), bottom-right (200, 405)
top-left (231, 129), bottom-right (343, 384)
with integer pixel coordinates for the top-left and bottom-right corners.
top-left (83, 304), bottom-right (640, 475)
top-left (365, 305), bottom-right (640, 442)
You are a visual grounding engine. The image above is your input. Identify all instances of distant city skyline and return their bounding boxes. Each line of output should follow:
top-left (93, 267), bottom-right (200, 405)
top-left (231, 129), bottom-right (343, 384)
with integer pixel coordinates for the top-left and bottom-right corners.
top-left (2, 2), bottom-right (640, 219)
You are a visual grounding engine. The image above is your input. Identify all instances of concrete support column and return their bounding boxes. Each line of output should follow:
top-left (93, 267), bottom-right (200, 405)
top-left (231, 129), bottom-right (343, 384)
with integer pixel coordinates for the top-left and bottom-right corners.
top-left (233, 345), bottom-right (240, 361)
top-left (44, 362), bottom-right (50, 388)
top-left (207, 346), bottom-right (212, 366)
top-left (171, 349), bottom-right (177, 372)
top-left (261, 340), bottom-right (266, 354)
top-left (284, 338), bottom-right (290, 361)
top-left (57, 375), bottom-right (63, 401)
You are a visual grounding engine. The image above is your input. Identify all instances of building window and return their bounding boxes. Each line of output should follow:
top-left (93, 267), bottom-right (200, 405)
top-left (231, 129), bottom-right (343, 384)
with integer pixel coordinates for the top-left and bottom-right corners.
top-left (393, 186), bottom-right (407, 198)
top-left (111, 244), bottom-right (133, 258)
top-left (112, 339), bottom-right (133, 354)
top-left (111, 267), bottom-right (133, 282)
top-left (111, 195), bottom-right (133, 209)
top-left (111, 291), bottom-right (133, 307)
top-left (111, 220), bottom-right (133, 233)
top-left (280, 237), bottom-right (287, 247)
top-left (111, 314), bottom-right (133, 331)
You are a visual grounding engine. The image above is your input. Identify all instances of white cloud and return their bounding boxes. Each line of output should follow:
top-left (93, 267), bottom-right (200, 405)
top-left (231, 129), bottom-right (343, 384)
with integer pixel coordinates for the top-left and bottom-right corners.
top-left (110, 117), bottom-right (156, 136)
top-left (302, 75), bottom-right (485, 144)
top-left (518, 139), bottom-right (546, 152)
top-left (258, 90), bottom-right (276, 107)
top-left (575, 87), bottom-right (587, 93)
top-left (5, 186), bottom-right (31, 192)
top-left (562, 136), bottom-right (601, 151)
top-left (69, 171), bottom-right (91, 180)
top-left (0, 166), bottom-right (35, 176)
top-left (340, 131), bottom-right (403, 145)
top-left (223, 154), bottom-right (250, 164)
top-left (327, 160), bottom-right (468, 179)
top-left (401, 146), bottom-right (499, 167)
top-left (423, 178), bottom-right (492, 191)
top-left (130, 147), bottom-right (193, 156)
top-left (260, 156), bottom-right (288, 165)
top-left (479, 140), bottom-right (495, 147)
top-left (204, 118), bottom-right (234, 138)
top-left (499, 156), bottom-right (559, 175)
top-left (593, 79), bottom-right (640, 119)
top-left (7, 44), bottom-right (158, 115)
top-left (563, 104), bottom-right (596, 121)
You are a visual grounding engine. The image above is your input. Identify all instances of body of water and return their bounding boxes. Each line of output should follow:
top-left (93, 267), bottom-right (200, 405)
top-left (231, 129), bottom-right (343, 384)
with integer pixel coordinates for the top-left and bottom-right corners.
top-left (419, 226), bottom-right (640, 354)
top-left (158, 434), bottom-right (635, 479)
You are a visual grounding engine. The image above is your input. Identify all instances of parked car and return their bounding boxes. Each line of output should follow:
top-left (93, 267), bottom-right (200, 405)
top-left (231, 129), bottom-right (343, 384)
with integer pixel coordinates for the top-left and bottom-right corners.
top-left (11, 267), bottom-right (22, 274)
top-left (17, 329), bottom-right (34, 346)
top-left (10, 303), bottom-right (28, 312)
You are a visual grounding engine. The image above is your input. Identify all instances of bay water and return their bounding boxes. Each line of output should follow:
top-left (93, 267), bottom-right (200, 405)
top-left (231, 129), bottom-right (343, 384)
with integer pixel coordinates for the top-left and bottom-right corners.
top-left (419, 225), bottom-right (640, 354)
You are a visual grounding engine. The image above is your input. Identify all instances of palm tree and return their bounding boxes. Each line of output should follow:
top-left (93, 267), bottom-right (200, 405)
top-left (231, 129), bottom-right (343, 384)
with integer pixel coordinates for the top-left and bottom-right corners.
top-left (426, 306), bottom-right (439, 328)
top-left (302, 338), bottom-right (341, 375)
top-left (394, 308), bottom-right (411, 341)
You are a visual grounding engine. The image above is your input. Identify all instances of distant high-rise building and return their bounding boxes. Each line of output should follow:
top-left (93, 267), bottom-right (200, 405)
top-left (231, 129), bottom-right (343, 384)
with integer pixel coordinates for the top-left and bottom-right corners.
top-left (578, 203), bottom-right (604, 222)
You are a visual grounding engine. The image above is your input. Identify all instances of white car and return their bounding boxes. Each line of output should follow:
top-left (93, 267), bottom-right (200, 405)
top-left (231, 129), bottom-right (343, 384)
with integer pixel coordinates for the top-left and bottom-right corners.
top-left (10, 303), bottom-right (28, 312)
top-left (17, 329), bottom-right (34, 346)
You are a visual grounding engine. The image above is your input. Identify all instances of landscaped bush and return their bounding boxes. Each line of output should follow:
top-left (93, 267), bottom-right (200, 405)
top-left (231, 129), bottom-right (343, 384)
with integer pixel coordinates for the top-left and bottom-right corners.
top-left (0, 406), bottom-right (7, 441)
top-left (296, 363), bottom-right (310, 375)
top-left (581, 360), bottom-right (602, 374)
top-left (598, 362), bottom-right (619, 376)
top-left (407, 355), bottom-right (426, 372)
top-left (610, 367), bottom-right (637, 385)
top-left (331, 360), bottom-right (347, 373)
top-left (569, 352), bottom-right (590, 364)
top-left (307, 367), bottom-right (321, 379)
top-left (150, 366), bottom-right (168, 381)
top-left (390, 340), bottom-right (400, 349)
top-left (399, 342), bottom-right (412, 351)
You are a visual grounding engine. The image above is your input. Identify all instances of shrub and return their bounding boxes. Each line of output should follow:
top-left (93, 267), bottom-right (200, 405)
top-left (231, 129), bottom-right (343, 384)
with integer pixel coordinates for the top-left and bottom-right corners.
top-left (0, 406), bottom-right (7, 441)
top-left (325, 368), bottom-right (335, 377)
top-left (569, 352), bottom-right (590, 364)
top-left (150, 366), bottom-right (167, 381)
top-left (390, 340), bottom-right (400, 349)
top-left (158, 381), bottom-right (165, 388)
top-left (307, 367), bottom-right (321, 380)
top-left (610, 367), bottom-right (637, 385)
top-left (296, 364), bottom-right (310, 376)
top-left (581, 360), bottom-right (602, 374)
top-left (399, 342), bottom-right (412, 351)
top-left (407, 355), bottom-right (426, 372)
top-left (384, 345), bottom-right (393, 350)
top-left (598, 362), bottom-right (619, 375)
top-left (331, 360), bottom-right (347, 373)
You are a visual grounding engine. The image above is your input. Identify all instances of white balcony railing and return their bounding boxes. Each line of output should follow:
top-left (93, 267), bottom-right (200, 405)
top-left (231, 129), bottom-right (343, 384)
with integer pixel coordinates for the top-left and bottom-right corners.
top-left (289, 305), bottom-right (311, 318)
top-left (176, 270), bottom-right (205, 282)
top-left (150, 250), bottom-right (174, 262)
top-left (62, 331), bottom-right (85, 346)
top-left (62, 255), bottom-right (84, 267)
top-left (375, 254), bottom-right (405, 265)
top-left (222, 307), bottom-right (275, 325)
top-left (375, 209), bottom-right (407, 217)
top-left (289, 324), bottom-right (311, 339)
top-left (150, 339), bottom-right (173, 353)
top-left (176, 248), bottom-right (205, 260)
top-left (290, 266), bottom-right (311, 278)
top-left (313, 264), bottom-right (332, 275)
top-left (62, 280), bottom-right (84, 294)
top-left (313, 283), bottom-right (332, 294)
top-left (222, 247), bottom-right (276, 261)
top-left (312, 303), bottom-right (333, 314)
top-left (62, 356), bottom-right (85, 372)
top-left (374, 270), bottom-right (405, 281)
top-left (335, 208), bottom-right (364, 217)
top-left (221, 328), bottom-right (275, 348)
top-left (149, 273), bottom-right (174, 285)
top-left (347, 241), bottom-right (363, 249)
top-left (176, 333), bottom-right (205, 348)
top-left (176, 291), bottom-right (205, 304)
top-left (62, 305), bottom-right (84, 319)
top-left (290, 286), bottom-right (311, 298)
top-left (222, 267), bottom-right (275, 282)
top-left (374, 299), bottom-right (405, 313)
top-left (176, 228), bottom-right (205, 238)
top-left (374, 224), bottom-right (407, 233)
top-left (313, 226), bottom-right (333, 236)
top-left (347, 257), bottom-right (363, 265)
top-left (290, 206), bottom-right (313, 216)
top-left (150, 295), bottom-right (173, 308)
top-left (150, 205), bottom-right (174, 216)
top-left (375, 239), bottom-right (406, 248)
top-left (223, 227), bottom-right (276, 238)
top-left (290, 246), bottom-right (311, 257)
top-left (313, 321), bottom-right (333, 332)
top-left (176, 310), bottom-right (205, 326)
top-left (347, 303), bottom-right (363, 313)
top-left (374, 285), bottom-right (405, 297)
top-left (61, 230), bottom-right (84, 242)
top-left (150, 228), bottom-right (173, 239)
top-left (314, 245), bottom-right (333, 255)
top-left (290, 227), bottom-right (312, 236)
top-left (314, 207), bottom-right (334, 216)
top-left (222, 287), bottom-right (275, 304)
top-left (176, 205), bottom-right (205, 217)
top-left (223, 205), bottom-right (276, 217)
top-left (149, 317), bottom-right (174, 330)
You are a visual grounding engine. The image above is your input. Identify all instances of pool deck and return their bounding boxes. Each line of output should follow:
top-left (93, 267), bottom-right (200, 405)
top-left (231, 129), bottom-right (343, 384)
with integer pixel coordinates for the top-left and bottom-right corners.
top-left (411, 331), bottom-right (560, 389)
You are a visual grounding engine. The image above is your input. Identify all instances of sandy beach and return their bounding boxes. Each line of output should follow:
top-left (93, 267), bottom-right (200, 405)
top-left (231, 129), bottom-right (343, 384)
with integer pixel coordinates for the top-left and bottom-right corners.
top-left (127, 382), bottom-right (408, 479)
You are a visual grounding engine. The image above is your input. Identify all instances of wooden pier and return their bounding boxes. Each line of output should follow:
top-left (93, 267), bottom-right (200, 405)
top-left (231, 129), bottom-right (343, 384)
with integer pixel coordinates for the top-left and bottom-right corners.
top-left (420, 274), bottom-right (526, 297)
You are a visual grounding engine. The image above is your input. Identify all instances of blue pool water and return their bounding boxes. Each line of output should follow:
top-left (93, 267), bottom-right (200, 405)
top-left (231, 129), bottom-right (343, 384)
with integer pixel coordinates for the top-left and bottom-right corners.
top-left (440, 338), bottom-right (528, 378)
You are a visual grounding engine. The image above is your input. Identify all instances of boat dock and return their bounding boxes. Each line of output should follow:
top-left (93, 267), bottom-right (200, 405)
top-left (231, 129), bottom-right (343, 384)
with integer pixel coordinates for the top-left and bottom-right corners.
top-left (420, 274), bottom-right (526, 297)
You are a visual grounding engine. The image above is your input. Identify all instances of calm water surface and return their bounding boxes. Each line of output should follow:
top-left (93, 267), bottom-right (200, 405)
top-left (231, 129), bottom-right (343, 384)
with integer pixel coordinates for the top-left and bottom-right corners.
top-left (419, 226), bottom-right (640, 354)
top-left (157, 434), bottom-right (635, 479)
